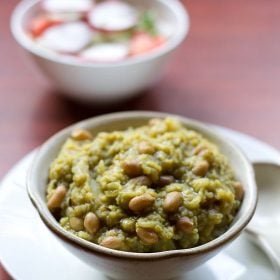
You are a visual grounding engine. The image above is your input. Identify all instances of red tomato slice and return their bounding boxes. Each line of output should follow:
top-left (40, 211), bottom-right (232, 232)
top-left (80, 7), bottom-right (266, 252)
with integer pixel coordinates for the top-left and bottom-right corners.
top-left (29, 15), bottom-right (61, 37)
top-left (129, 33), bottom-right (166, 56)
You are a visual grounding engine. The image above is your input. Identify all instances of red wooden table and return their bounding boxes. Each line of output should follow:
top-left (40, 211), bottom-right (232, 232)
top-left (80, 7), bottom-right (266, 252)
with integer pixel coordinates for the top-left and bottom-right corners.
top-left (1, 0), bottom-right (280, 279)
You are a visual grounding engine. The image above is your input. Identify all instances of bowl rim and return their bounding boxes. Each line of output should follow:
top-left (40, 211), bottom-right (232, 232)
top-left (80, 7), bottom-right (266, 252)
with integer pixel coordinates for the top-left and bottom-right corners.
top-left (11, 0), bottom-right (189, 68)
top-left (27, 111), bottom-right (257, 260)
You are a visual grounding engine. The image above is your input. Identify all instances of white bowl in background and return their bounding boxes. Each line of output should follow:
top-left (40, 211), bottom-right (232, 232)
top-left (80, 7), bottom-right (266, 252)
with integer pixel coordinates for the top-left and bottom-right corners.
top-left (11, 0), bottom-right (189, 103)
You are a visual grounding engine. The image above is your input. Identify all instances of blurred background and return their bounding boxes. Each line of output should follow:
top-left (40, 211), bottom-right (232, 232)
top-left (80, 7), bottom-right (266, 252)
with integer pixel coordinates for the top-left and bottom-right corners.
top-left (1, 0), bottom-right (280, 278)
top-left (1, 0), bottom-right (280, 179)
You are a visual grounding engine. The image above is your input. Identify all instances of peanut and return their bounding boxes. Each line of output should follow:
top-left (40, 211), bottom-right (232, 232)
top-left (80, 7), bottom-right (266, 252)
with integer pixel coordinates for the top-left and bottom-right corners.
top-left (158, 175), bottom-right (175, 187)
top-left (47, 185), bottom-right (67, 210)
top-left (137, 228), bottom-right (159, 245)
top-left (176, 217), bottom-right (194, 234)
top-left (122, 160), bottom-right (142, 177)
top-left (84, 212), bottom-right (100, 235)
top-left (163, 192), bottom-right (182, 212)
top-left (192, 160), bottom-right (209, 176)
top-left (71, 129), bottom-right (92, 141)
top-left (138, 141), bottom-right (155, 154)
top-left (129, 176), bottom-right (152, 187)
top-left (128, 194), bottom-right (155, 212)
top-left (100, 236), bottom-right (123, 250)
top-left (233, 182), bottom-right (244, 201)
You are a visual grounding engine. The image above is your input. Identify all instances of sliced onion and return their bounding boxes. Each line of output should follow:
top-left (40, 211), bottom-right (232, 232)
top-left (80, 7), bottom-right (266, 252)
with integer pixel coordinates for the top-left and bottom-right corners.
top-left (42, 0), bottom-right (94, 13)
top-left (88, 0), bottom-right (138, 31)
top-left (36, 22), bottom-right (93, 54)
top-left (80, 43), bottom-right (129, 62)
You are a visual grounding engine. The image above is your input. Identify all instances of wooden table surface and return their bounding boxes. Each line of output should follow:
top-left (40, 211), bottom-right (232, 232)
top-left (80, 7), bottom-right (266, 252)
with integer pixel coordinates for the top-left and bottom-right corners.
top-left (1, 0), bottom-right (280, 278)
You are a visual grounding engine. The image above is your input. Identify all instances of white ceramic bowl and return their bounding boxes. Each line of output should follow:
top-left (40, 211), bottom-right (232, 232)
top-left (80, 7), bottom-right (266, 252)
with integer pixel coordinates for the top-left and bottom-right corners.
top-left (27, 111), bottom-right (257, 280)
top-left (11, 0), bottom-right (189, 103)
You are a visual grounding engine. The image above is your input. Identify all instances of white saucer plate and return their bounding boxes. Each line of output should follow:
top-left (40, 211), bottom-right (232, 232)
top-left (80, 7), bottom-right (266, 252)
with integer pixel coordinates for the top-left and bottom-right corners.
top-left (0, 125), bottom-right (280, 280)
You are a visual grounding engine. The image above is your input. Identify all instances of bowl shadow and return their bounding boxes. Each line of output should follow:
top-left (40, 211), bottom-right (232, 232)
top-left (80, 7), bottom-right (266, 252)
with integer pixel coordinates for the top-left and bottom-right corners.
top-left (27, 86), bottom-right (162, 146)
top-left (52, 88), bottom-right (160, 121)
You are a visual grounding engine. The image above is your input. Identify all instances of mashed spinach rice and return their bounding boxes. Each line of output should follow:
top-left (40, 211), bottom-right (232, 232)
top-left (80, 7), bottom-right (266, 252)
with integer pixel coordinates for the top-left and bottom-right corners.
top-left (46, 118), bottom-right (243, 252)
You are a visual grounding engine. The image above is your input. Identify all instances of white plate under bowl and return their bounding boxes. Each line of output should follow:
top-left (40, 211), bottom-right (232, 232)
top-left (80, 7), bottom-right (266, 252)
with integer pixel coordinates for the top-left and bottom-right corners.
top-left (0, 125), bottom-right (280, 280)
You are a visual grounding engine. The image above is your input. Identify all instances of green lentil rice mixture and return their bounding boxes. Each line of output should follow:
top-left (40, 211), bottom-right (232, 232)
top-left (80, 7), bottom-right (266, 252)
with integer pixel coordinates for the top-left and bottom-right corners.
top-left (46, 118), bottom-right (244, 252)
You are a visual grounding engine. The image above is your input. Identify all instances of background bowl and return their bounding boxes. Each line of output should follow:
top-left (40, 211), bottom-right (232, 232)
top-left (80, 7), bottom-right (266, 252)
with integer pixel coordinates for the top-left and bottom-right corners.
top-left (11, 0), bottom-right (189, 103)
top-left (27, 111), bottom-right (257, 280)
